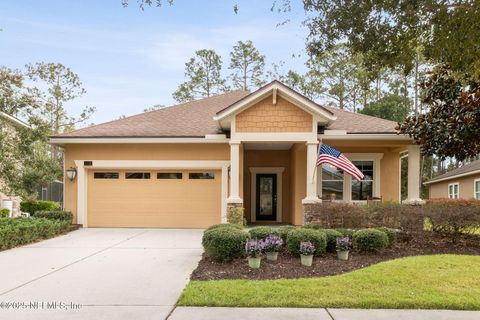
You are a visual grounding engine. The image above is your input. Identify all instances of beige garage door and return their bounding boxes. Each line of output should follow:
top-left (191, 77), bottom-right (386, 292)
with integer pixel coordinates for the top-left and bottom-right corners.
top-left (87, 169), bottom-right (221, 228)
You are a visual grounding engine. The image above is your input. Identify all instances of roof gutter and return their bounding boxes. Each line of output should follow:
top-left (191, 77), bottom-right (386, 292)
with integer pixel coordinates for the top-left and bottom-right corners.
top-left (0, 111), bottom-right (31, 129)
top-left (49, 135), bottom-right (230, 145)
top-left (424, 169), bottom-right (480, 185)
top-left (319, 133), bottom-right (413, 141)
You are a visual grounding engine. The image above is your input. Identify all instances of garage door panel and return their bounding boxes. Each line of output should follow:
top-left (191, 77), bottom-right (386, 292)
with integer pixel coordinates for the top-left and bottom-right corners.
top-left (87, 170), bottom-right (221, 228)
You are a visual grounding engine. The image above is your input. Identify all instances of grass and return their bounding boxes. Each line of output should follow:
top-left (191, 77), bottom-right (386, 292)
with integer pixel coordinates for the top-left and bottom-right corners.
top-left (178, 255), bottom-right (480, 310)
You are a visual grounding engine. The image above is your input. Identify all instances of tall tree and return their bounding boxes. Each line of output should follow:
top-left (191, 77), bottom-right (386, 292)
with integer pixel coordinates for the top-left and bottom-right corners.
top-left (359, 94), bottom-right (411, 123)
top-left (0, 67), bottom-right (36, 117)
top-left (398, 65), bottom-right (480, 161)
top-left (303, 0), bottom-right (480, 78)
top-left (173, 49), bottom-right (228, 103)
top-left (26, 62), bottom-right (95, 135)
top-left (229, 40), bottom-right (266, 91)
top-left (307, 43), bottom-right (357, 110)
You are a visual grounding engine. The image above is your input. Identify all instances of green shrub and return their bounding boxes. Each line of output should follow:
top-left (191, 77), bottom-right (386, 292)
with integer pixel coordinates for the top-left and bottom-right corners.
top-left (0, 217), bottom-right (71, 251)
top-left (286, 228), bottom-right (327, 255)
top-left (33, 211), bottom-right (73, 223)
top-left (277, 225), bottom-right (296, 242)
top-left (375, 227), bottom-right (397, 246)
top-left (205, 223), bottom-right (243, 233)
top-left (226, 207), bottom-right (246, 226)
top-left (20, 200), bottom-right (60, 214)
top-left (248, 226), bottom-right (279, 240)
top-left (303, 223), bottom-right (324, 230)
top-left (335, 228), bottom-right (355, 238)
top-left (202, 227), bottom-right (249, 261)
top-left (324, 229), bottom-right (343, 252)
top-left (0, 208), bottom-right (9, 218)
top-left (353, 229), bottom-right (389, 252)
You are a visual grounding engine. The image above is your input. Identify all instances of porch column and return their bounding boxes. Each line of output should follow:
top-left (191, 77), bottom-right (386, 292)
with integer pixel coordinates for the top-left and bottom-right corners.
top-left (302, 141), bottom-right (321, 204)
top-left (405, 144), bottom-right (425, 205)
top-left (227, 141), bottom-right (243, 204)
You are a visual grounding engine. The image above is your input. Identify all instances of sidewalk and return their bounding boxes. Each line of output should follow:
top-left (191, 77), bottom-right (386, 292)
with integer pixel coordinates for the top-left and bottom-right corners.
top-left (168, 307), bottom-right (480, 320)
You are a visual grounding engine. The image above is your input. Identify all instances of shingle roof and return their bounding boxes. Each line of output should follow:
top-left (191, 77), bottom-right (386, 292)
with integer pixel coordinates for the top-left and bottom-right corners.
top-left (54, 88), bottom-right (399, 138)
top-left (426, 159), bottom-right (480, 184)
top-left (322, 105), bottom-right (398, 133)
top-left (55, 90), bottom-right (249, 138)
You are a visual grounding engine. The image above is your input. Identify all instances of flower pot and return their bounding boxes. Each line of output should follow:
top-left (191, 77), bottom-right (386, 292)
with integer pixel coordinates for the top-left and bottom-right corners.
top-left (248, 257), bottom-right (261, 269)
top-left (337, 250), bottom-right (349, 261)
top-left (266, 252), bottom-right (278, 261)
top-left (300, 254), bottom-right (313, 267)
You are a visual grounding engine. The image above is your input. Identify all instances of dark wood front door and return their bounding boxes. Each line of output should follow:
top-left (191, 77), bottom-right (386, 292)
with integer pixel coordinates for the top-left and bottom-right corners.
top-left (255, 174), bottom-right (277, 221)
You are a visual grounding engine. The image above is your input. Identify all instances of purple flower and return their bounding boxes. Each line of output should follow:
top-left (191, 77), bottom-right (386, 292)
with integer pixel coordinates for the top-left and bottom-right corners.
top-left (299, 241), bottom-right (315, 255)
top-left (245, 238), bottom-right (264, 257)
top-left (263, 235), bottom-right (283, 252)
top-left (336, 236), bottom-right (352, 252)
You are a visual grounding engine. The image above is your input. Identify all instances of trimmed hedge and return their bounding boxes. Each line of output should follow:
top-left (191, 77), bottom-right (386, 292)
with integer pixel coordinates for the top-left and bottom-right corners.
top-left (202, 227), bottom-right (249, 262)
top-left (375, 227), bottom-right (397, 246)
top-left (20, 200), bottom-right (60, 214)
top-left (248, 226), bottom-right (279, 240)
top-left (324, 229), bottom-right (343, 252)
top-left (353, 229), bottom-right (389, 252)
top-left (0, 217), bottom-right (71, 251)
top-left (286, 228), bottom-right (327, 255)
top-left (33, 211), bottom-right (73, 222)
top-left (335, 228), bottom-right (355, 238)
top-left (277, 225), bottom-right (296, 242)
top-left (205, 223), bottom-right (243, 233)
top-left (0, 208), bottom-right (9, 218)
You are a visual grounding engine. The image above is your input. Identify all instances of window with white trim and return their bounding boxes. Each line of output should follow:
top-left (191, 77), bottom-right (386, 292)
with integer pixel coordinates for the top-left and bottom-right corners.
top-left (448, 183), bottom-right (459, 199)
top-left (474, 180), bottom-right (480, 200)
top-left (351, 161), bottom-right (374, 200)
top-left (321, 164), bottom-right (344, 200)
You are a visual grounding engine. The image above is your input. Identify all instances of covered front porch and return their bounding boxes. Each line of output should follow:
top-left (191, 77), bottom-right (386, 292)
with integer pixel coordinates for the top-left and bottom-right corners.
top-left (226, 139), bottom-right (423, 226)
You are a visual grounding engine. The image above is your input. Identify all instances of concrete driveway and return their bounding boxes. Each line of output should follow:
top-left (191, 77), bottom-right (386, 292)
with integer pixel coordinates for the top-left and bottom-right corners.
top-left (0, 228), bottom-right (203, 320)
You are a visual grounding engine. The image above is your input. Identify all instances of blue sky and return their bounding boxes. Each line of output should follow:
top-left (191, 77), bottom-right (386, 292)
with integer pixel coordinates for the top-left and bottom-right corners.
top-left (0, 0), bottom-right (309, 125)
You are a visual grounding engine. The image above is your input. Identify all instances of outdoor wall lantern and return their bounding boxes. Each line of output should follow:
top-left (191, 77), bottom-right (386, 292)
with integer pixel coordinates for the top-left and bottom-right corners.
top-left (66, 167), bottom-right (77, 181)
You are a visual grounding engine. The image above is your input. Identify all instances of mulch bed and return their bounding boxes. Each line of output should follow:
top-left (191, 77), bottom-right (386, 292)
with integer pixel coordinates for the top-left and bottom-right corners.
top-left (191, 234), bottom-right (480, 280)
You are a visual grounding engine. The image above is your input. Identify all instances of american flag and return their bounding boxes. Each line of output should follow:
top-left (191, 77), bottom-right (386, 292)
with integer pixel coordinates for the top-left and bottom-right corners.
top-left (316, 144), bottom-right (364, 180)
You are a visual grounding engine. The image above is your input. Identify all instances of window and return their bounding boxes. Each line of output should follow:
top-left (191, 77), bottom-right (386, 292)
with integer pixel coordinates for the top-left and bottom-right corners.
top-left (448, 183), bottom-right (459, 199)
top-left (94, 172), bottom-right (119, 179)
top-left (157, 172), bottom-right (182, 179)
top-left (351, 161), bottom-right (374, 201)
top-left (475, 180), bottom-right (480, 200)
top-left (125, 172), bottom-right (151, 179)
top-left (189, 172), bottom-right (215, 179)
top-left (321, 164), bottom-right (344, 200)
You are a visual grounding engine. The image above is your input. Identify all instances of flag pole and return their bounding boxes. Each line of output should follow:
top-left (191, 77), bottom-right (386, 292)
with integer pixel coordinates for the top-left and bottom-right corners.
top-left (311, 139), bottom-right (322, 183)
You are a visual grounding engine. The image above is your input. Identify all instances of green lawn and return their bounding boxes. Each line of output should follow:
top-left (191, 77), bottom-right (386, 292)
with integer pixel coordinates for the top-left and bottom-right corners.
top-left (178, 255), bottom-right (480, 310)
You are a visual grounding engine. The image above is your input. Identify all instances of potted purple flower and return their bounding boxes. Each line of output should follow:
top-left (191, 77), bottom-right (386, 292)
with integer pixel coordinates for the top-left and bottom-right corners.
top-left (299, 241), bottom-right (315, 266)
top-left (263, 234), bottom-right (283, 261)
top-left (245, 238), bottom-right (264, 268)
top-left (336, 236), bottom-right (352, 261)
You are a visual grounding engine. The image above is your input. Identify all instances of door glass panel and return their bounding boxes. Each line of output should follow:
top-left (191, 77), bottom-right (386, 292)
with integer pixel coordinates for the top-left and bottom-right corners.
top-left (259, 176), bottom-right (273, 216)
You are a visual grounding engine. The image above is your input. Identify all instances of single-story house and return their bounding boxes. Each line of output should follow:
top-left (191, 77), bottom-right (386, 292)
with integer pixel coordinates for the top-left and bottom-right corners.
top-left (425, 159), bottom-right (480, 200)
top-left (50, 81), bottom-right (423, 228)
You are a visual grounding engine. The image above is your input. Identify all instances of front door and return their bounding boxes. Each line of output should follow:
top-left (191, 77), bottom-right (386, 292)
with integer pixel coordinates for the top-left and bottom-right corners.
top-left (255, 173), bottom-right (277, 221)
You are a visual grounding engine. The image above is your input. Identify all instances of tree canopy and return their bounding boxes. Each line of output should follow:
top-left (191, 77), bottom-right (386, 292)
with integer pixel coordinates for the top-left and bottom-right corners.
top-left (398, 65), bottom-right (480, 160)
top-left (229, 40), bottom-right (266, 91)
top-left (359, 94), bottom-right (411, 123)
top-left (173, 49), bottom-right (228, 103)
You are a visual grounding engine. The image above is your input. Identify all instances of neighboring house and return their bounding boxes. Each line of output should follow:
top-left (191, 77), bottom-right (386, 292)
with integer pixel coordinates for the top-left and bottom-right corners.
top-left (425, 159), bottom-right (480, 200)
top-left (50, 81), bottom-right (422, 228)
top-left (0, 111), bottom-right (31, 215)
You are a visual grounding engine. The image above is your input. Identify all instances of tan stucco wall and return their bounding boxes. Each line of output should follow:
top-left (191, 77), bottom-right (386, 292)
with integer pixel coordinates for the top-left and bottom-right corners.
top-left (243, 150), bottom-right (291, 224)
top-left (326, 144), bottom-right (402, 202)
top-left (290, 143), bottom-right (306, 225)
top-left (429, 173), bottom-right (480, 199)
top-left (64, 143), bottom-right (229, 223)
top-left (236, 96), bottom-right (313, 133)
